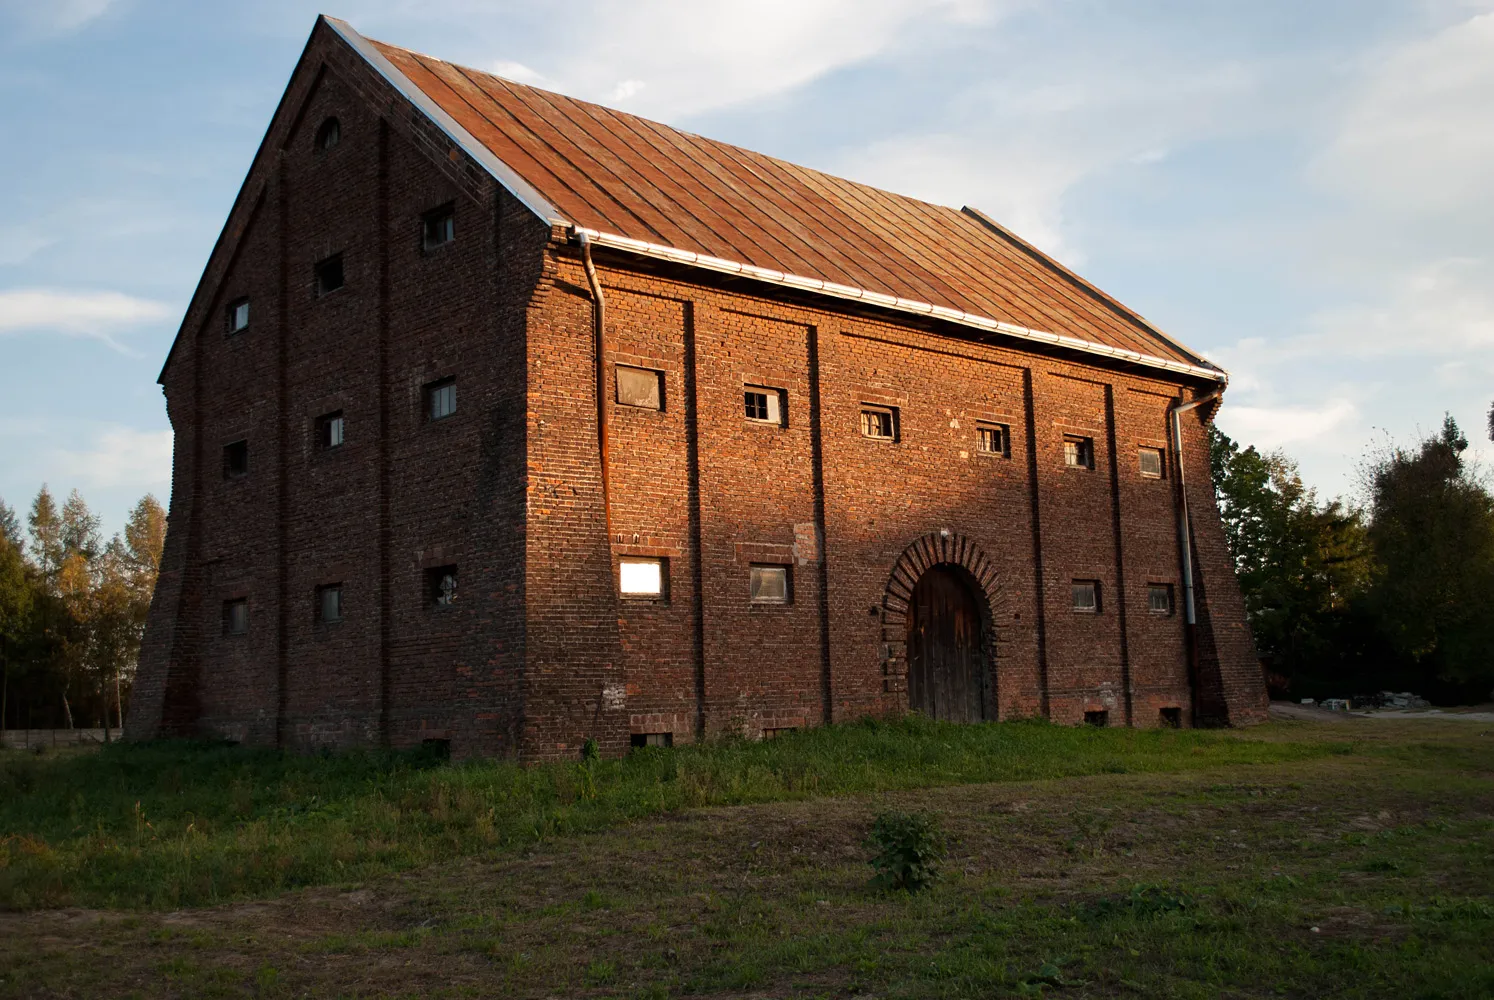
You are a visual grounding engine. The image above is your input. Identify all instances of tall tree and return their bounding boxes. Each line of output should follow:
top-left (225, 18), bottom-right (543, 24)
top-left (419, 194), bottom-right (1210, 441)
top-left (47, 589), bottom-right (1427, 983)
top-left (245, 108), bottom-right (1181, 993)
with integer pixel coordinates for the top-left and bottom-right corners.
top-left (0, 533), bottom-right (35, 735)
top-left (27, 486), bottom-right (63, 580)
top-left (0, 497), bottom-right (22, 554)
top-left (1364, 416), bottom-right (1494, 693)
top-left (1209, 426), bottom-right (1371, 683)
top-left (60, 489), bottom-right (102, 562)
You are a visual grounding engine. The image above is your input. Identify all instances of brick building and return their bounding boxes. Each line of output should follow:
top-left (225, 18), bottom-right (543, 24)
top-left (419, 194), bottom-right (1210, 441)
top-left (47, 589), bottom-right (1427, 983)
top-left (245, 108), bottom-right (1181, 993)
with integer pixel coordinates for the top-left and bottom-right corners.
top-left (126, 16), bottom-right (1267, 759)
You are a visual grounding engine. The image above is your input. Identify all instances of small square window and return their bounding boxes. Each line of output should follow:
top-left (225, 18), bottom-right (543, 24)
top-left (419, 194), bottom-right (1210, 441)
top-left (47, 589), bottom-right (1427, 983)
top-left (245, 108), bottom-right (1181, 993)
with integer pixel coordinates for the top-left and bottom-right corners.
top-left (1160, 707), bottom-right (1182, 729)
top-left (619, 556), bottom-right (665, 599)
top-left (1063, 435), bottom-right (1094, 470)
top-left (1139, 447), bottom-right (1164, 479)
top-left (977, 422), bottom-right (1009, 457)
top-left (427, 565), bottom-right (458, 607)
top-left (860, 404), bottom-right (897, 441)
top-left (314, 254), bottom-right (345, 296)
top-left (1084, 710), bottom-right (1109, 728)
top-left (223, 598), bottom-right (248, 635)
top-left (630, 732), bottom-right (673, 749)
top-left (616, 366), bottom-right (663, 410)
top-left (762, 726), bottom-right (798, 740)
top-left (226, 297), bottom-right (249, 335)
top-left (223, 440), bottom-right (249, 479)
top-left (317, 584), bottom-right (343, 624)
top-left (317, 411), bottom-right (345, 450)
top-left (744, 386), bottom-right (783, 425)
top-left (1147, 583), bottom-right (1174, 615)
top-left (422, 204), bottom-right (455, 250)
top-left (426, 378), bottom-right (457, 421)
top-left (749, 564), bottom-right (790, 604)
top-left (1071, 580), bottom-right (1099, 613)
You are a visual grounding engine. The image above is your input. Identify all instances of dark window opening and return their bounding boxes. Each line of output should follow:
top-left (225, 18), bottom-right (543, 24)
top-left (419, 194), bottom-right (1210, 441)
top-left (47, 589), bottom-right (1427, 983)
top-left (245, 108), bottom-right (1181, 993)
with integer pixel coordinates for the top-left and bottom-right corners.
top-left (1084, 710), bottom-right (1109, 727)
top-left (762, 727), bottom-right (798, 740)
top-left (1139, 447), bottom-right (1165, 479)
top-left (861, 404), bottom-right (897, 441)
top-left (749, 564), bottom-right (790, 604)
top-left (223, 598), bottom-right (248, 635)
top-left (315, 117), bottom-right (341, 152)
top-left (317, 411), bottom-right (345, 450)
top-left (419, 738), bottom-right (451, 761)
top-left (1064, 435), bottom-right (1095, 469)
top-left (744, 386), bottom-right (783, 424)
top-left (427, 565), bottom-right (457, 607)
top-left (616, 366), bottom-right (663, 410)
top-left (977, 422), bottom-right (1009, 457)
top-left (223, 439), bottom-right (249, 479)
top-left (1160, 707), bottom-right (1182, 729)
top-left (630, 732), bottom-right (673, 749)
top-left (226, 297), bottom-right (249, 335)
top-left (426, 378), bottom-right (457, 421)
top-left (422, 204), bottom-right (455, 249)
top-left (317, 584), bottom-right (343, 624)
top-left (314, 254), bottom-right (344, 296)
top-left (1147, 583), bottom-right (1174, 615)
top-left (1072, 580), bottom-right (1099, 613)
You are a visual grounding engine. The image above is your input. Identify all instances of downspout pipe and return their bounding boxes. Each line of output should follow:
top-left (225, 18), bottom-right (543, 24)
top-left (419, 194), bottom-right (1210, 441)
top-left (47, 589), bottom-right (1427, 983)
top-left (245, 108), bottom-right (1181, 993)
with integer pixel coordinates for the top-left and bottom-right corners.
top-left (577, 231), bottom-right (613, 540)
top-left (1170, 385), bottom-right (1225, 722)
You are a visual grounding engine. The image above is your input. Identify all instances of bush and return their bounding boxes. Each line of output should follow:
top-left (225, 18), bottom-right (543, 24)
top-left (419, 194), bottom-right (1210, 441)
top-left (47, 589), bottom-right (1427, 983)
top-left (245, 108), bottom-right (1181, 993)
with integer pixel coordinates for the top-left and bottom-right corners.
top-left (867, 809), bottom-right (946, 893)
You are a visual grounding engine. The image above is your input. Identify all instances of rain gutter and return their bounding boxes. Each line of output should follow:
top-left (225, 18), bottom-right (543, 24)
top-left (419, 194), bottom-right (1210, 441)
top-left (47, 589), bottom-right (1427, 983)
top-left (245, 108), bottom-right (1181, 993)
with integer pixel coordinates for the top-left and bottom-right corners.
top-left (1170, 386), bottom-right (1226, 723)
top-left (570, 226), bottom-right (1228, 384)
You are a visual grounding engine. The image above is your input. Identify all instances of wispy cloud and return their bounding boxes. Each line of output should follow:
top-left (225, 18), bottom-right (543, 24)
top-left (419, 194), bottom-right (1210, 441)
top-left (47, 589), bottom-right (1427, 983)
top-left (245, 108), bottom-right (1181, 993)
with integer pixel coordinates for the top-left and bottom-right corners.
top-left (0, 288), bottom-right (173, 353)
top-left (0, 0), bottom-right (117, 37)
top-left (52, 425), bottom-right (172, 491)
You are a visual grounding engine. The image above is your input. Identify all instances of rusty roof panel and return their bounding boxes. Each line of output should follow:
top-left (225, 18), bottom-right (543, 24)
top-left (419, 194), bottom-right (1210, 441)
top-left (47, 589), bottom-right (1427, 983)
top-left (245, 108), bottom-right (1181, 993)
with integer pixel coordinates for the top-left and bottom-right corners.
top-left (366, 35), bottom-right (1213, 372)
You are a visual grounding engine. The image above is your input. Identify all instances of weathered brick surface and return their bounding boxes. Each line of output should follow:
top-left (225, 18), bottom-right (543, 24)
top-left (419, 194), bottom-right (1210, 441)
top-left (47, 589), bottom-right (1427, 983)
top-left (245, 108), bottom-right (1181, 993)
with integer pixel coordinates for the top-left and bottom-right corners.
top-left (129, 21), bottom-right (1266, 757)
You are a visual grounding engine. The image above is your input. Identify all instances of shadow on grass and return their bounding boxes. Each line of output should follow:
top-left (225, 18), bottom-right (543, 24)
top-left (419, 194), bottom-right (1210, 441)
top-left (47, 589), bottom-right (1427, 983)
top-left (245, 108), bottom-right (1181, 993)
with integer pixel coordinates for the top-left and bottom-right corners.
top-left (0, 715), bottom-right (1345, 910)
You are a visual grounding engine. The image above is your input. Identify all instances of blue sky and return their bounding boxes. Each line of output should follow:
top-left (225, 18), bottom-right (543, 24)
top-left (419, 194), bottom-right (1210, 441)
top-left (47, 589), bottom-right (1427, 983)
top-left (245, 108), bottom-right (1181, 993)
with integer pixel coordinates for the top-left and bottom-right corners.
top-left (2, 0), bottom-right (1491, 538)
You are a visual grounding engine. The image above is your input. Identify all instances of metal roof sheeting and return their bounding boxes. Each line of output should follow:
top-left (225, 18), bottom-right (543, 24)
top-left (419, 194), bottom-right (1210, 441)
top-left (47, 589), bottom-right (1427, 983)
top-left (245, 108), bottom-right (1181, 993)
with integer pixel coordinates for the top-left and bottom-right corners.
top-left (334, 20), bottom-right (1222, 380)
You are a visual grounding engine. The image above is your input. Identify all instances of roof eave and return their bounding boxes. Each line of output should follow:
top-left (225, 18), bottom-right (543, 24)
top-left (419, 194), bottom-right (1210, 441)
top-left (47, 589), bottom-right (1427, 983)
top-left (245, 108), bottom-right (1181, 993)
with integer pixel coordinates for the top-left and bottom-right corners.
top-left (571, 227), bottom-right (1228, 384)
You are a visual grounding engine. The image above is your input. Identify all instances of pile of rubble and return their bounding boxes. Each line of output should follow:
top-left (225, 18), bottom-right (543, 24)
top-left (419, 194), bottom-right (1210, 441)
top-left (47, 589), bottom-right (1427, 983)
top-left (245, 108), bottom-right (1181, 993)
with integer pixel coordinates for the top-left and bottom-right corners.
top-left (1297, 691), bottom-right (1432, 712)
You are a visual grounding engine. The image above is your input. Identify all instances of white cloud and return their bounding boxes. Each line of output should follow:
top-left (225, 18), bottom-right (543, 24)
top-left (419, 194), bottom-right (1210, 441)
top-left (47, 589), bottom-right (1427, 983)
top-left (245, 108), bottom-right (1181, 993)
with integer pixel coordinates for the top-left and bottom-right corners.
top-left (53, 426), bottom-right (172, 491)
top-left (1309, 12), bottom-right (1494, 224)
top-left (0, 0), bottom-right (116, 35)
top-left (1216, 399), bottom-right (1359, 451)
top-left (0, 288), bottom-right (173, 352)
top-left (538, 0), bottom-right (1007, 120)
top-left (490, 60), bottom-right (544, 85)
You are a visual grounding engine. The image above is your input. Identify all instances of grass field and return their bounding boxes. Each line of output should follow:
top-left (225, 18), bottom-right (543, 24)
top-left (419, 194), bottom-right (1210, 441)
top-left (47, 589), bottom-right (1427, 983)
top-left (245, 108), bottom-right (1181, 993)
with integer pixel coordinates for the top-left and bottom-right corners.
top-left (1, 713), bottom-right (1491, 998)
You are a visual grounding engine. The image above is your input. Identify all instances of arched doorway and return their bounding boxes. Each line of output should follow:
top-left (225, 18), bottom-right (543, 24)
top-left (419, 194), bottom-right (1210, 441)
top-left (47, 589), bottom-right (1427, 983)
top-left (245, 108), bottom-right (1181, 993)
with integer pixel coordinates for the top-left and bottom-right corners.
top-left (906, 565), bottom-right (986, 722)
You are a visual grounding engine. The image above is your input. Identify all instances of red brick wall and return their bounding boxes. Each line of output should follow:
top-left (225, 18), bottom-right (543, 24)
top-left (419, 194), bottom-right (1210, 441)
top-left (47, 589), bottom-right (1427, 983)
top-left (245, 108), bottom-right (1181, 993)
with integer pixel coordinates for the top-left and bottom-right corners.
top-left (131, 21), bottom-right (1266, 757)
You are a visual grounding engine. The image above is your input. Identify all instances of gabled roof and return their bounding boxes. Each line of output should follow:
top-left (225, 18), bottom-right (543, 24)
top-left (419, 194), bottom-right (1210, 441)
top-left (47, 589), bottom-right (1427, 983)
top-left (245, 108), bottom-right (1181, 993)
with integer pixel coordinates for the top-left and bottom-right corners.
top-left (328, 18), bottom-right (1225, 382)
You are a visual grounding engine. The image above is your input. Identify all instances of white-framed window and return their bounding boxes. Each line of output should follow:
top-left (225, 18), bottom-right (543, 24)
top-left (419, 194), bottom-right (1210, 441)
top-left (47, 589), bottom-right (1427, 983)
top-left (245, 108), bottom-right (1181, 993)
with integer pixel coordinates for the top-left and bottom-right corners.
top-left (744, 386), bottom-right (783, 425)
top-left (422, 203), bottom-right (455, 250)
top-left (226, 297), bottom-right (250, 335)
top-left (631, 732), bottom-right (672, 749)
top-left (619, 556), bottom-right (666, 599)
top-left (1139, 447), bottom-right (1165, 479)
top-left (977, 422), bottom-right (1009, 457)
top-left (1147, 583), bottom-right (1174, 615)
top-left (318, 584), bottom-right (343, 623)
top-left (749, 564), bottom-right (790, 604)
top-left (616, 366), bottom-right (663, 410)
top-left (860, 404), bottom-right (897, 441)
top-left (1063, 435), bottom-right (1095, 470)
top-left (1071, 580), bottom-right (1100, 613)
top-left (426, 378), bottom-right (457, 421)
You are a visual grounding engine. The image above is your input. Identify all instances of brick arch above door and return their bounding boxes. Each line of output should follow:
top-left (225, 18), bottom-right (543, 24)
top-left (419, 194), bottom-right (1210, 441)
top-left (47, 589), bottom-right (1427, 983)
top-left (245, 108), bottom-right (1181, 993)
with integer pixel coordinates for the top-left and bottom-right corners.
top-left (877, 532), bottom-right (1015, 702)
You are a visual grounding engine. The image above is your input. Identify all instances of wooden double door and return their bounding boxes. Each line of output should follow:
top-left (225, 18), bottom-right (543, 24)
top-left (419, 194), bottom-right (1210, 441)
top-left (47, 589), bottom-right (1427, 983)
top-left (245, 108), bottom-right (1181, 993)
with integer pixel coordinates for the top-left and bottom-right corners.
top-left (906, 565), bottom-right (987, 723)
